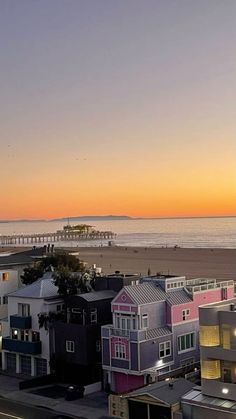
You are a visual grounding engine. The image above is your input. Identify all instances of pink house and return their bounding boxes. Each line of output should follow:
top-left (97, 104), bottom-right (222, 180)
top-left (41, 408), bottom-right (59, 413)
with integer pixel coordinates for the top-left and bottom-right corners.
top-left (102, 275), bottom-right (234, 393)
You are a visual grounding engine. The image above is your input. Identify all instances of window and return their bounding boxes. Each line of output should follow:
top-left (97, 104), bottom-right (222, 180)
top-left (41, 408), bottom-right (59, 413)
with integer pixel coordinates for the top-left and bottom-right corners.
top-left (132, 317), bottom-right (136, 330)
top-left (66, 340), bottom-right (75, 353)
top-left (201, 359), bottom-right (221, 380)
top-left (199, 325), bottom-right (220, 347)
top-left (56, 305), bottom-right (61, 312)
top-left (12, 329), bottom-right (18, 340)
top-left (182, 309), bottom-right (190, 321)
top-left (96, 340), bottom-right (101, 352)
top-left (116, 316), bottom-right (120, 328)
top-left (121, 317), bottom-right (130, 330)
top-left (2, 272), bottom-right (9, 281)
top-left (32, 331), bottom-right (40, 342)
top-left (18, 303), bottom-right (30, 317)
top-left (115, 343), bottom-right (126, 359)
top-left (142, 314), bottom-right (148, 329)
top-left (20, 330), bottom-right (29, 342)
top-left (3, 296), bottom-right (8, 304)
top-left (178, 333), bottom-right (195, 353)
top-left (90, 309), bottom-right (97, 324)
top-left (159, 341), bottom-right (171, 358)
top-left (115, 314), bottom-right (135, 330)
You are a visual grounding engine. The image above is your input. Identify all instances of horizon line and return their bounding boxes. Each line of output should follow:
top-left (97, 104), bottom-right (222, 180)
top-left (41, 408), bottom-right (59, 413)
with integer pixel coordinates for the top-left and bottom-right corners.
top-left (0, 214), bottom-right (235, 223)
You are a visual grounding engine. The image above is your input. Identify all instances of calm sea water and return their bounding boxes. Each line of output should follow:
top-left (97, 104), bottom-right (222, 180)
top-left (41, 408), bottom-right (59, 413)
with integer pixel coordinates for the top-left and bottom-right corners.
top-left (0, 217), bottom-right (235, 249)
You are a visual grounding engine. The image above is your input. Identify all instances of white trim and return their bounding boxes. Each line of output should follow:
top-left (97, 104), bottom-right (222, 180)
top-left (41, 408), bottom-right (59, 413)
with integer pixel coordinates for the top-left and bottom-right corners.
top-left (142, 314), bottom-right (148, 329)
top-left (66, 340), bottom-right (75, 353)
top-left (159, 340), bottom-right (171, 358)
top-left (114, 342), bottom-right (126, 359)
top-left (182, 308), bottom-right (190, 321)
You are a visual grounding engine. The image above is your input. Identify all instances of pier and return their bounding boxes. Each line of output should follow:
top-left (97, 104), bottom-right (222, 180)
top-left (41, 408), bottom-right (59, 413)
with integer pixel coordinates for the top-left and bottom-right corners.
top-left (0, 230), bottom-right (116, 246)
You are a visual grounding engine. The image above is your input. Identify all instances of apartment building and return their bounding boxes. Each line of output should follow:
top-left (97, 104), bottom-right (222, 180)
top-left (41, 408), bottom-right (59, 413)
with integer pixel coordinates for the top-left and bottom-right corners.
top-left (1, 272), bottom-right (63, 376)
top-left (182, 298), bottom-right (236, 418)
top-left (0, 269), bottom-right (19, 320)
top-left (102, 275), bottom-right (234, 393)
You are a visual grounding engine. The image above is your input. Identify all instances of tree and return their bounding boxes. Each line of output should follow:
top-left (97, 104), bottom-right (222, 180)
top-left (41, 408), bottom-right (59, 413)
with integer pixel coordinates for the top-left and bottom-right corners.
top-left (20, 266), bottom-right (43, 285)
top-left (20, 252), bottom-right (84, 285)
top-left (53, 267), bottom-right (93, 297)
top-left (53, 266), bottom-right (78, 297)
top-left (39, 252), bottom-right (84, 272)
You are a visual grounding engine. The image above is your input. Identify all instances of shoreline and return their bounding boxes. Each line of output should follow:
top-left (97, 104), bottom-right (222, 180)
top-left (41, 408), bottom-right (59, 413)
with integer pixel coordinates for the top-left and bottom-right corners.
top-left (1, 246), bottom-right (235, 280)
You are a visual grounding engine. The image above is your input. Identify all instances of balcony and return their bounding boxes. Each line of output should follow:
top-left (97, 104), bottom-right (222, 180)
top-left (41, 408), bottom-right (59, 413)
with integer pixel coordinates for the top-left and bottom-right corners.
top-left (110, 327), bottom-right (130, 337)
top-left (2, 337), bottom-right (41, 355)
top-left (10, 315), bottom-right (32, 329)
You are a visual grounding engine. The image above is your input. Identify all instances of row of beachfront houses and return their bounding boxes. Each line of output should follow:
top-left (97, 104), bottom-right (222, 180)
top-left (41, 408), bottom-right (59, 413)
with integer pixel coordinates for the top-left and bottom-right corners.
top-left (0, 250), bottom-right (235, 392)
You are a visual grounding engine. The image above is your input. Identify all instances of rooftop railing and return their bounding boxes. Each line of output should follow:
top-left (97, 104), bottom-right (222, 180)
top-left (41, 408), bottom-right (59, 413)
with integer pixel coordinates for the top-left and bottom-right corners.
top-left (185, 279), bottom-right (234, 293)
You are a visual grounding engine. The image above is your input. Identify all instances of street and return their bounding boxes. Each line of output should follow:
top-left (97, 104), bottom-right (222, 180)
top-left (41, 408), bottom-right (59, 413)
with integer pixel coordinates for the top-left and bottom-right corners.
top-left (0, 398), bottom-right (55, 419)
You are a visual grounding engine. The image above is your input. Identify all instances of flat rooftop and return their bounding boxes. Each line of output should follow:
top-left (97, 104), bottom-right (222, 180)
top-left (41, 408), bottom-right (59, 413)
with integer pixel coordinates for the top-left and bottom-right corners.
top-left (182, 387), bottom-right (236, 413)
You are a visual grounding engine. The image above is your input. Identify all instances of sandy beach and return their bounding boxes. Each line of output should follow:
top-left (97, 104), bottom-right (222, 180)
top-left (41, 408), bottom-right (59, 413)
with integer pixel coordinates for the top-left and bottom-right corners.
top-left (1, 246), bottom-right (235, 280)
top-left (76, 246), bottom-right (236, 280)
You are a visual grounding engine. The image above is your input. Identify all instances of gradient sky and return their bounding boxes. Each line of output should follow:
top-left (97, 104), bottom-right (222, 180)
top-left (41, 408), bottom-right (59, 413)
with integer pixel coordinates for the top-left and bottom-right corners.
top-left (0, 0), bottom-right (236, 219)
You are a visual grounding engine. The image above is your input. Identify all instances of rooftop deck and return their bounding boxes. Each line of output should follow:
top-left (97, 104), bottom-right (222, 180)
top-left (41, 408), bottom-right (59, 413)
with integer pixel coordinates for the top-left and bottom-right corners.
top-left (185, 278), bottom-right (234, 293)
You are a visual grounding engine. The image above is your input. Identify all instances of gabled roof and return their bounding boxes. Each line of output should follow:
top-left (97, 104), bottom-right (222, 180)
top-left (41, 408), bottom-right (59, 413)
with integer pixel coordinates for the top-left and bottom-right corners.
top-left (122, 283), bottom-right (166, 305)
top-left (166, 289), bottom-right (192, 305)
top-left (125, 378), bottom-right (195, 405)
top-left (8, 273), bottom-right (59, 299)
top-left (78, 290), bottom-right (116, 302)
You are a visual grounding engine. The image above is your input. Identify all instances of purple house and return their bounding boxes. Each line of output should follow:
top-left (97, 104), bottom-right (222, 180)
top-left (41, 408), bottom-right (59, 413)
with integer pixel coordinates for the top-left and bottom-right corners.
top-left (102, 275), bottom-right (234, 393)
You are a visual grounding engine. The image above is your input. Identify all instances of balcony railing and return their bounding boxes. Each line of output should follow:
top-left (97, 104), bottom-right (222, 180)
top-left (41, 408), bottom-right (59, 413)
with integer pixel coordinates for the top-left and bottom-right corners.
top-left (2, 337), bottom-right (41, 355)
top-left (185, 279), bottom-right (234, 293)
top-left (110, 328), bottom-right (130, 337)
top-left (10, 315), bottom-right (32, 329)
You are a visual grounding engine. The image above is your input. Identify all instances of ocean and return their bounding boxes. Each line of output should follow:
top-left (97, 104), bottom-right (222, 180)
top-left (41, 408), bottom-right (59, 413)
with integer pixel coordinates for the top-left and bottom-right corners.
top-left (0, 217), bottom-right (235, 249)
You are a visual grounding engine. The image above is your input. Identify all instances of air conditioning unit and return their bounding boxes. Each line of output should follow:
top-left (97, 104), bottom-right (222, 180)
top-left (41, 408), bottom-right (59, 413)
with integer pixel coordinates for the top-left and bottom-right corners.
top-left (147, 373), bottom-right (156, 384)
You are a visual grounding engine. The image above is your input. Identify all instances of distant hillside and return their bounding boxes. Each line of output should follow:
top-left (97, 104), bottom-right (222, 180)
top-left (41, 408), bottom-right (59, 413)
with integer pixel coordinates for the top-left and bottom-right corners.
top-left (0, 215), bottom-right (133, 223)
top-left (51, 215), bottom-right (133, 221)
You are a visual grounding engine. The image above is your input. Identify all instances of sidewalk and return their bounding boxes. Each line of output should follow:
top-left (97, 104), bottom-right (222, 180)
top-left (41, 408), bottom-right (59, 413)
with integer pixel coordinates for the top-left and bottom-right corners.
top-left (0, 375), bottom-right (110, 419)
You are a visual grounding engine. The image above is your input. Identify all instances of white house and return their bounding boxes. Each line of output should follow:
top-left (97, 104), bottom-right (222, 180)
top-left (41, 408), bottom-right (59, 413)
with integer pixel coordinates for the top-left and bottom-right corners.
top-left (1, 273), bottom-right (63, 377)
top-left (0, 269), bottom-right (19, 320)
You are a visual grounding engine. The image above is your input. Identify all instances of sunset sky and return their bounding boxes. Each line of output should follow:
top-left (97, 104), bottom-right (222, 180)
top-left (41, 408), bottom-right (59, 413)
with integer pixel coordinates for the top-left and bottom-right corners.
top-left (0, 0), bottom-right (235, 219)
